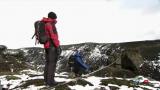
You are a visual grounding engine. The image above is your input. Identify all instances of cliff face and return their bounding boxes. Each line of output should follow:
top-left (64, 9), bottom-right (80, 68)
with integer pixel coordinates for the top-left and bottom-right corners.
top-left (0, 40), bottom-right (160, 80)
top-left (119, 40), bottom-right (160, 80)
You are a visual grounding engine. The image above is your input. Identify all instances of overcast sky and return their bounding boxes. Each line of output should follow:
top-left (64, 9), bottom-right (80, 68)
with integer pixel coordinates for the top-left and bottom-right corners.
top-left (0, 0), bottom-right (160, 49)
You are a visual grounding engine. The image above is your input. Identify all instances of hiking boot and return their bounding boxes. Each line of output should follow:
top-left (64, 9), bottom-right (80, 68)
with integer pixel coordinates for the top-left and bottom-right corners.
top-left (49, 82), bottom-right (59, 87)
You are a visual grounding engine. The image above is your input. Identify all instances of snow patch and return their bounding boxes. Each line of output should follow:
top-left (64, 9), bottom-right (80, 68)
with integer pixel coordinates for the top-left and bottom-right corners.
top-left (20, 69), bottom-right (43, 75)
top-left (0, 71), bottom-right (160, 90)
top-left (90, 47), bottom-right (101, 58)
top-left (61, 50), bottom-right (74, 58)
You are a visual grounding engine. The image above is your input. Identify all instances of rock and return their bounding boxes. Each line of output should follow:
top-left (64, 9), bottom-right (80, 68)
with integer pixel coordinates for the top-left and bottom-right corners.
top-left (120, 49), bottom-right (144, 73)
top-left (0, 45), bottom-right (7, 53)
top-left (1, 40), bottom-right (160, 80)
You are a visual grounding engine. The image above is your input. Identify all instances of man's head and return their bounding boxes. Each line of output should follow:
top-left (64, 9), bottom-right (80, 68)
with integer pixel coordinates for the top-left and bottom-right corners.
top-left (48, 12), bottom-right (57, 19)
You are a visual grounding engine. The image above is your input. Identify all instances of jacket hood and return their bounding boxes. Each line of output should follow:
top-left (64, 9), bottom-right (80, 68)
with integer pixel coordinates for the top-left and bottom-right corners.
top-left (41, 17), bottom-right (57, 23)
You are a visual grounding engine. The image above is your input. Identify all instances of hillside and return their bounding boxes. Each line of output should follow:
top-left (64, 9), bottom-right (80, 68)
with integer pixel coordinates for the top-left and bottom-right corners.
top-left (0, 40), bottom-right (160, 89)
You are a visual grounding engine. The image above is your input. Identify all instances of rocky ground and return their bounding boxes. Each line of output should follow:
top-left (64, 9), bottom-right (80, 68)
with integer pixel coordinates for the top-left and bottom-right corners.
top-left (0, 69), bottom-right (160, 90)
top-left (0, 40), bottom-right (160, 90)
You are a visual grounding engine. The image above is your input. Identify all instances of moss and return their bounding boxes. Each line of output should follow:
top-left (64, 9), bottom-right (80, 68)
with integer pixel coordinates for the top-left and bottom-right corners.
top-left (0, 72), bottom-right (12, 76)
top-left (18, 79), bottom-right (44, 89)
top-left (100, 78), bottom-right (136, 87)
top-left (93, 67), bottom-right (136, 78)
top-left (108, 86), bottom-right (119, 90)
top-left (67, 78), bottom-right (93, 86)
top-left (5, 75), bottom-right (21, 81)
top-left (40, 83), bottom-right (71, 90)
top-left (55, 84), bottom-right (71, 90)
top-left (0, 52), bottom-right (27, 75)
top-left (41, 78), bottom-right (93, 90)
top-left (140, 87), bottom-right (151, 90)
top-left (28, 74), bottom-right (42, 77)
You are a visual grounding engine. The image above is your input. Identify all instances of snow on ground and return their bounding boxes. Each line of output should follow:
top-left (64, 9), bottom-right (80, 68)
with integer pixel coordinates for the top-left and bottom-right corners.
top-left (23, 85), bottom-right (45, 90)
top-left (20, 69), bottom-right (43, 75)
top-left (61, 50), bottom-right (74, 58)
top-left (0, 69), bottom-right (43, 89)
top-left (0, 70), bottom-right (160, 90)
top-left (2, 49), bottom-right (20, 55)
top-left (152, 60), bottom-right (160, 67)
top-left (90, 47), bottom-right (102, 58)
top-left (0, 74), bottom-right (28, 89)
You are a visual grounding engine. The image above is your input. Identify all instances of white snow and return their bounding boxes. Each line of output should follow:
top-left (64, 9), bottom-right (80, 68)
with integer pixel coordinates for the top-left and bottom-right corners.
top-left (119, 85), bottom-right (132, 90)
top-left (85, 76), bottom-right (105, 85)
top-left (61, 50), bottom-right (74, 58)
top-left (69, 84), bottom-right (105, 90)
top-left (20, 49), bottom-right (29, 56)
top-left (20, 69), bottom-right (43, 75)
top-left (90, 47), bottom-right (101, 58)
top-left (0, 74), bottom-right (29, 89)
top-left (3, 49), bottom-right (20, 55)
top-left (78, 45), bottom-right (88, 51)
top-left (152, 60), bottom-right (160, 67)
top-left (23, 85), bottom-right (46, 90)
top-left (0, 71), bottom-right (160, 90)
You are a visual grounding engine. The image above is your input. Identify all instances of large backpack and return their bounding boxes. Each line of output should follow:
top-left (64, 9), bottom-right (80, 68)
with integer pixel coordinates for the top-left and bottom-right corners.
top-left (32, 21), bottom-right (49, 44)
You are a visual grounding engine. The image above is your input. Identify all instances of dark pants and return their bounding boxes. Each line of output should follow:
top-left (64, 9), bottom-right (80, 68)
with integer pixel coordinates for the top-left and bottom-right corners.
top-left (44, 47), bottom-right (58, 86)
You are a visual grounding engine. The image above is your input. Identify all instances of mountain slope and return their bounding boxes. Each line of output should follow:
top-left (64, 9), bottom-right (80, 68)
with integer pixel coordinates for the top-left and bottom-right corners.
top-left (0, 40), bottom-right (160, 89)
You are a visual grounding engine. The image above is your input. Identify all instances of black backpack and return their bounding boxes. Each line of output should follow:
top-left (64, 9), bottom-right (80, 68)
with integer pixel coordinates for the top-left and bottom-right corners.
top-left (32, 21), bottom-right (49, 44)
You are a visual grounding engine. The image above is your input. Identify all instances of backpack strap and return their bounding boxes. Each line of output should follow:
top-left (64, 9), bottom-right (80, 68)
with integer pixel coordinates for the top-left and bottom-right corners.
top-left (31, 33), bottom-right (36, 39)
top-left (31, 32), bottom-right (38, 45)
top-left (32, 21), bottom-right (41, 45)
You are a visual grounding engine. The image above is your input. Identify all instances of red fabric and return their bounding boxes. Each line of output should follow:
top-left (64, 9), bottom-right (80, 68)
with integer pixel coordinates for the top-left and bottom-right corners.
top-left (41, 17), bottom-right (60, 48)
top-left (143, 80), bottom-right (149, 84)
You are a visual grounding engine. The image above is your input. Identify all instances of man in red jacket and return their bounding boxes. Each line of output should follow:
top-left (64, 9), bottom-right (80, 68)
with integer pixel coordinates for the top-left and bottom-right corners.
top-left (40, 12), bottom-right (61, 86)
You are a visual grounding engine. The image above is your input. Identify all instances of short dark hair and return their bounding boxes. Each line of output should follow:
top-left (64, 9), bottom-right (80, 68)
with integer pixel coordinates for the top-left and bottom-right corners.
top-left (48, 12), bottom-right (57, 19)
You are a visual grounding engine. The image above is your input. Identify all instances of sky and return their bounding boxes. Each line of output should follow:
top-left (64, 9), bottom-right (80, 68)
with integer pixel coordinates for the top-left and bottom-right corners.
top-left (0, 0), bottom-right (160, 49)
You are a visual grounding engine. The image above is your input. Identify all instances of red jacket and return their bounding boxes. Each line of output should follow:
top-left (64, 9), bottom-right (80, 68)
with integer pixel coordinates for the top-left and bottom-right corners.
top-left (41, 17), bottom-right (60, 48)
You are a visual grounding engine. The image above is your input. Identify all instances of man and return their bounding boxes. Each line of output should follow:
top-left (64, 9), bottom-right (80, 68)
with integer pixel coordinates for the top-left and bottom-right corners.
top-left (68, 50), bottom-right (90, 77)
top-left (39, 12), bottom-right (61, 86)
